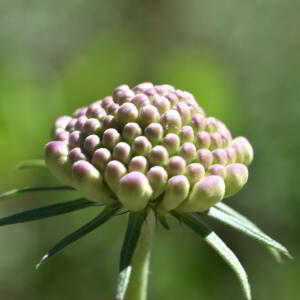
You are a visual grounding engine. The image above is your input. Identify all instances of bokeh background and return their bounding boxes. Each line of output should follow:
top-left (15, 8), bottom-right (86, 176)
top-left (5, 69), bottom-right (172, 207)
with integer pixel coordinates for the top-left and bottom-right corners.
top-left (0, 1), bottom-right (299, 299)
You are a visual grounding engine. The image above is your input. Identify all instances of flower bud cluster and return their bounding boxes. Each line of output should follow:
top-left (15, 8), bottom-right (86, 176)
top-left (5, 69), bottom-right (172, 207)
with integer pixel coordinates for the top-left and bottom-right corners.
top-left (45, 82), bottom-right (253, 212)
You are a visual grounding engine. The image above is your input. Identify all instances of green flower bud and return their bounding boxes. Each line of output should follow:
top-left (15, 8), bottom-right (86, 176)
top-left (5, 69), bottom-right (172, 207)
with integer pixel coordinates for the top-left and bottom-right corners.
top-left (104, 160), bottom-right (127, 191)
top-left (117, 103), bottom-right (138, 125)
top-left (69, 130), bottom-right (84, 149)
top-left (207, 164), bottom-right (226, 179)
top-left (147, 166), bottom-right (168, 199)
top-left (128, 156), bottom-right (148, 173)
top-left (113, 142), bottom-right (132, 165)
top-left (118, 172), bottom-right (153, 211)
top-left (205, 117), bottom-right (218, 133)
top-left (166, 93), bottom-right (179, 106)
top-left (161, 110), bottom-right (182, 134)
top-left (231, 137), bottom-right (254, 166)
top-left (83, 118), bottom-right (101, 136)
top-left (92, 148), bottom-right (111, 172)
top-left (144, 123), bottom-right (164, 145)
top-left (68, 147), bottom-right (87, 164)
top-left (139, 105), bottom-right (160, 126)
top-left (179, 142), bottom-right (197, 163)
top-left (224, 147), bottom-right (237, 164)
top-left (102, 128), bottom-right (121, 150)
top-left (122, 122), bottom-right (142, 144)
top-left (153, 95), bottom-right (171, 114)
top-left (175, 102), bottom-right (192, 125)
top-left (131, 94), bottom-right (150, 110)
top-left (159, 175), bottom-right (190, 212)
top-left (72, 160), bottom-right (113, 204)
top-left (186, 163), bottom-right (205, 184)
top-left (83, 134), bottom-right (101, 156)
top-left (224, 163), bottom-right (249, 197)
top-left (148, 145), bottom-right (169, 166)
top-left (212, 149), bottom-right (228, 165)
top-left (167, 156), bottom-right (186, 176)
top-left (191, 114), bottom-right (206, 132)
top-left (195, 132), bottom-right (211, 149)
top-left (132, 136), bottom-right (152, 156)
top-left (195, 149), bottom-right (213, 169)
top-left (179, 126), bottom-right (194, 144)
top-left (161, 133), bottom-right (180, 155)
top-left (210, 133), bottom-right (223, 150)
top-left (178, 175), bottom-right (225, 212)
top-left (45, 141), bottom-right (73, 186)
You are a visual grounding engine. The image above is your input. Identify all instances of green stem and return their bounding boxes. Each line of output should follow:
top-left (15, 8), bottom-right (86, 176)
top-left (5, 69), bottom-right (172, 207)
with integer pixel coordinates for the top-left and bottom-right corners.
top-left (117, 210), bottom-right (156, 300)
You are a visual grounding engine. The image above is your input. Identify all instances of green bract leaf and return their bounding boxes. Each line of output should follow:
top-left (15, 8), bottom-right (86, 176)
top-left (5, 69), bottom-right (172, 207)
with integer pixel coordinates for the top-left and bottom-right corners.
top-left (0, 198), bottom-right (95, 226)
top-left (117, 211), bottom-right (146, 300)
top-left (0, 186), bottom-right (75, 201)
top-left (172, 211), bottom-right (251, 300)
top-left (205, 207), bottom-right (292, 259)
top-left (36, 203), bottom-right (121, 268)
top-left (214, 203), bottom-right (291, 261)
top-left (15, 159), bottom-right (46, 170)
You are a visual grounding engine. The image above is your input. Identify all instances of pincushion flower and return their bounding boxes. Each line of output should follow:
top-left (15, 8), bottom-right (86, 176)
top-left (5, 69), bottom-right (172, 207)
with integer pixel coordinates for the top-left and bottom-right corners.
top-left (0, 82), bottom-right (291, 300)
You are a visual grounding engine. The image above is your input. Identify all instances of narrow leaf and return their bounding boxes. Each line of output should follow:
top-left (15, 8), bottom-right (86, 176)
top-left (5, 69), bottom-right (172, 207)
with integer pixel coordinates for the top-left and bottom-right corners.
top-left (0, 186), bottom-right (75, 201)
top-left (37, 203), bottom-right (121, 268)
top-left (156, 212), bottom-right (170, 230)
top-left (15, 159), bottom-right (46, 170)
top-left (0, 198), bottom-right (95, 226)
top-left (172, 211), bottom-right (251, 300)
top-left (205, 207), bottom-right (292, 259)
top-left (214, 203), bottom-right (290, 261)
top-left (119, 211), bottom-right (146, 271)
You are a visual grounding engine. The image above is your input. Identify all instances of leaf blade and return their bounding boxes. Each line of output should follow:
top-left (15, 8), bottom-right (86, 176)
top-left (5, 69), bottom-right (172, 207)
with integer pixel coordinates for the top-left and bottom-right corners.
top-left (172, 211), bottom-right (251, 300)
top-left (0, 198), bottom-right (95, 226)
top-left (15, 159), bottom-right (46, 170)
top-left (37, 203), bottom-right (121, 267)
top-left (214, 203), bottom-right (291, 260)
top-left (0, 186), bottom-right (75, 201)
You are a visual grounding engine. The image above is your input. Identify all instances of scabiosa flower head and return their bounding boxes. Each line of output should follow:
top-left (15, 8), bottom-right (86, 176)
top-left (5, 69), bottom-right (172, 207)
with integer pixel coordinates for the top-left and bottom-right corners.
top-left (46, 82), bottom-right (253, 213)
top-left (1, 82), bottom-right (291, 300)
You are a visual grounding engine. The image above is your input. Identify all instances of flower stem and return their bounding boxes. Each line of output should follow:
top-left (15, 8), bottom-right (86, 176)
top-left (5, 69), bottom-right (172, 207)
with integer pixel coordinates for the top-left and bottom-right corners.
top-left (117, 210), bottom-right (156, 300)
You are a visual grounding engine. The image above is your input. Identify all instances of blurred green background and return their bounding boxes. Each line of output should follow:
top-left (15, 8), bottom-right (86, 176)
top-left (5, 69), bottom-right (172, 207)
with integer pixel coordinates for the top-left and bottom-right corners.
top-left (0, 0), bottom-right (299, 299)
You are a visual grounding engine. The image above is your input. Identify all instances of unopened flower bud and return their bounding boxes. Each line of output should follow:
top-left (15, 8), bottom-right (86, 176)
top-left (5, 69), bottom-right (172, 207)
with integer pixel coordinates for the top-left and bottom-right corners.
top-left (68, 147), bottom-right (87, 164)
top-left (147, 166), bottom-right (168, 199)
top-left (207, 164), bottom-right (226, 179)
top-left (69, 131), bottom-right (84, 149)
top-left (148, 145), bottom-right (169, 166)
top-left (102, 128), bottom-right (121, 150)
top-left (118, 172), bottom-right (153, 211)
top-left (195, 132), bottom-right (211, 149)
top-left (205, 117), bottom-right (218, 133)
top-left (132, 82), bottom-right (154, 93)
top-left (161, 133), bottom-right (180, 155)
top-left (113, 142), bottom-right (131, 165)
top-left (139, 105), bottom-right (160, 126)
top-left (224, 147), bottom-right (237, 164)
top-left (104, 160), bottom-right (127, 191)
top-left (195, 149), bottom-right (213, 169)
top-left (74, 116), bottom-right (88, 131)
top-left (117, 103), bottom-right (138, 125)
top-left (187, 163), bottom-right (205, 184)
top-left (131, 94), bottom-right (150, 109)
top-left (212, 149), bottom-right (228, 165)
top-left (167, 156), bottom-right (186, 176)
top-left (176, 102), bottom-right (192, 125)
top-left (144, 123), bottom-right (164, 145)
top-left (122, 122), bottom-right (142, 144)
top-left (128, 156), bottom-right (148, 173)
top-left (161, 110), bottom-right (182, 134)
top-left (83, 134), bottom-right (101, 156)
top-left (210, 133), bottom-right (223, 150)
top-left (178, 176), bottom-right (225, 212)
top-left (179, 126), bottom-right (194, 144)
top-left (179, 142), bottom-right (197, 163)
top-left (231, 137), bottom-right (254, 166)
top-left (132, 136), bottom-right (152, 156)
top-left (159, 175), bottom-right (190, 212)
top-left (83, 118), bottom-right (101, 136)
top-left (153, 95), bottom-right (171, 114)
top-left (224, 163), bottom-right (249, 197)
top-left (92, 148), bottom-right (111, 171)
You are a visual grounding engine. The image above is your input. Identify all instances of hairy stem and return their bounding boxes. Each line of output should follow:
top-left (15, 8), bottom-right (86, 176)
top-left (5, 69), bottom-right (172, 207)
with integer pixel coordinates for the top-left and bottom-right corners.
top-left (117, 210), bottom-right (156, 300)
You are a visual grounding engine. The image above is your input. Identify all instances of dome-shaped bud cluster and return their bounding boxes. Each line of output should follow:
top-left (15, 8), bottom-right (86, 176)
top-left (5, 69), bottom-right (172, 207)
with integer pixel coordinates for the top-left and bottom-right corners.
top-left (45, 82), bottom-right (253, 212)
